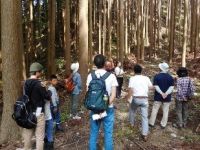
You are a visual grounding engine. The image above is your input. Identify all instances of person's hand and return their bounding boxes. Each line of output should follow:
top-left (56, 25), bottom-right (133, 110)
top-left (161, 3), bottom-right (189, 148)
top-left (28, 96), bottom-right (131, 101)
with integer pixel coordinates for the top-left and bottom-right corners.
top-left (161, 93), bottom-right (168, 99)
top-left (53, 107), bottom-right (58, 114)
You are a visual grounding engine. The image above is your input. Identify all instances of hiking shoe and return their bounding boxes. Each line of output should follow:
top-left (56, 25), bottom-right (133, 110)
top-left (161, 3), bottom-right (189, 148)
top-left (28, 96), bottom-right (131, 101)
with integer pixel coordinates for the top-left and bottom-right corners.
top-left (160, 125), bottom-right (165, 129)
top-left (73, 115), bottom-right (81, 120)
top-left (149, 124), bottom-right (154, 128)
top-left (141, 135), bottom-right (148, 142)
top-left (56, 124), bottom-right (64, 132)
top-left (172, 123), bottom-right (182, 129)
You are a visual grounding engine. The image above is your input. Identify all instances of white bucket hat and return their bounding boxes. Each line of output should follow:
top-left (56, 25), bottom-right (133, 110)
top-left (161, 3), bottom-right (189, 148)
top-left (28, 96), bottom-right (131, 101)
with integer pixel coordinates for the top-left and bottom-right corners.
top-left (71, 62), bottom-right (79, 74)
top-left (158, 62), bottom-right (169, 72)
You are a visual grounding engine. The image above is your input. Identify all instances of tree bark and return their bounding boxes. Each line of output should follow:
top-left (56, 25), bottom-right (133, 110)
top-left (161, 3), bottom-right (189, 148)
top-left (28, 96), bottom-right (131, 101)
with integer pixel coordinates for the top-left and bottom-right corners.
top-left (98, 0), bottom-right (102, 54)
top-left (102, 0), bottom-right (107, 55)
top-left (149, 0), bottom-right (154, 59)
top-left (169, 0), bottom-right (176, 63)
top-left (64, 0), bottom-right (71, 75)
top-left (0, 0), bottom-right (23, 143)
top-left (119, 0), bottom-right (124, 63)
top-left (47, 0), bottom-right (56, 77)
top-left (89, 0), bottom-right (93, 68)
top-left (182, 0), bottom-right (188, 67)
top-left (79, 0), bottom-right (88, 92)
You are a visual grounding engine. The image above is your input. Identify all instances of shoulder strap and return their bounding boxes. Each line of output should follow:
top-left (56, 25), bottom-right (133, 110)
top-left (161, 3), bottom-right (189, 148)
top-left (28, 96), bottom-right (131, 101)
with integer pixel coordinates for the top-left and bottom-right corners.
top-left (101, 72), bottom-right (111, 81)
top-left (91, 71), bottom-right (97, 80)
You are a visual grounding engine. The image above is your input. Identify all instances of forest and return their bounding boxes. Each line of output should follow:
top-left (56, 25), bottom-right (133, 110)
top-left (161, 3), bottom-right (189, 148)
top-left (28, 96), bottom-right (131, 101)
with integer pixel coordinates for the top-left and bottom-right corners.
top-left (0, 0), bottom-right (200, 149)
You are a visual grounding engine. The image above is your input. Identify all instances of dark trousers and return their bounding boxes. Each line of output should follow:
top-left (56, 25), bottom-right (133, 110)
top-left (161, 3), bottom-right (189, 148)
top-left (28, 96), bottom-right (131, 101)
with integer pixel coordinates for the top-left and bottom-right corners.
top-left (176, 100), bottom-right (189, 127)
top-left (116, 77), bottom-right (123, 98)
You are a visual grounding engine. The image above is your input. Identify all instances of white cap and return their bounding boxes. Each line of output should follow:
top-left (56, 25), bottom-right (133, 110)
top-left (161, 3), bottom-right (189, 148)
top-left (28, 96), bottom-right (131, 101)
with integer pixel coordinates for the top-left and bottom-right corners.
top-left (158, 62), bottom-right (169, 73)
top-left (71, 62), bottom-right (79, 74)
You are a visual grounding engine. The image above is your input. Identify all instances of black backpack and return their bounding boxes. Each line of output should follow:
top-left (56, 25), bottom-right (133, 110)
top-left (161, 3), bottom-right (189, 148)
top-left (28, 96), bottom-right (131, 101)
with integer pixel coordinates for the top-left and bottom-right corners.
top-left (84, 71), bottom-right (111, 113)
top-left (12, 81), bottom-right (37, 129)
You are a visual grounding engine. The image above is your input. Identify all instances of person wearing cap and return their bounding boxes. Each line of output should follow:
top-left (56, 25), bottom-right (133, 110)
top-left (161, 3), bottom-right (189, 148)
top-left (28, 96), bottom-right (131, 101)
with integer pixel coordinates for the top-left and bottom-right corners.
top-left (21, 62), bottom-right (52, 150)
top-left (70, 62), bottom-right (82, 119)
top-left (149, 62), bottom-right (174, 129)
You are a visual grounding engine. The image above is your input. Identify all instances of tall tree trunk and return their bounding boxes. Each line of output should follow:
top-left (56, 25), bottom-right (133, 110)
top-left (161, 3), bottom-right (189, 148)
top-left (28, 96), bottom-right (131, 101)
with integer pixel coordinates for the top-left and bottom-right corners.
top-left (98, 0), bottom-right (102, 54)
top-left (88, 0), bottom-right (93, 68)
top-left (79, 0), bottom-right (88, 92)
top-left (64, 0), bottom-right (71, 75)
top-left (140, 0), bottom-right (145, 62)
top-left (116, 0), bottom-right (120, 59)
top-left (193, 0), bottom-right (198, 58)
top-left (157, 0), bottom-right (161, 50)
top-left (182, 0), bottom-right (188, 67)
top-left (149, 0), bottom-right (153, 59)
top-left (47, 0), bottom-right (56, 77)
top-left (107, 0), bottom-right (113, 57)
top-left (119, 0), bottom-right (124, 63)
top-left (102, 0), bottom-right (107, 55)
top-left (0, 0), bottom-right (23, 143)
top-left (125, 0), bottom-right (128, 54)
top-left (169, 0), bottom-right (176, 63)
top-left (195, 0), bottom-right (200, 58)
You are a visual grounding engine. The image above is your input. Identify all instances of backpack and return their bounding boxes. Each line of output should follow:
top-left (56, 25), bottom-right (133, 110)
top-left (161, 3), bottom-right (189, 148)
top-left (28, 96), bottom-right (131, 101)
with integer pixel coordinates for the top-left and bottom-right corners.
top-left (84, 71), bottom-right (111, 113)
top-left (65, 74), bottom-right (75, 93)
top-left (12, 81), bottom-right (37, 129)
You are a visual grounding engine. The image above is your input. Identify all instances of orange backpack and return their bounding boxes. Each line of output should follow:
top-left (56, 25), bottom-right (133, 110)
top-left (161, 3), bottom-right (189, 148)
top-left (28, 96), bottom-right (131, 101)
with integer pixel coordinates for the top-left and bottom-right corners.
top-left (65, 74), bottom-right (75, 93)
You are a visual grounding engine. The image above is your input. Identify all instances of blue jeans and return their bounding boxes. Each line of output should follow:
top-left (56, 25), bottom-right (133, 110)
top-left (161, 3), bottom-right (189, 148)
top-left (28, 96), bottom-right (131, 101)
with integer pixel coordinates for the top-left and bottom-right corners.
top-left (51, 105), bottom-right (62, 125)
top-left (45, 119), bottom-right (54, 142)
top-left (89, 107), bottom-right (115, 150)
top-left (129, 98), bottom-right (149, 135)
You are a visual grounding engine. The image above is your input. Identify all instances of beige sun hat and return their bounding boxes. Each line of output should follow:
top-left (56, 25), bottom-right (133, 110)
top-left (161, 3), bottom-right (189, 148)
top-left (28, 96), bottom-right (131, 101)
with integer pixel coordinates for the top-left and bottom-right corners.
top-left (158, 62), bottom-right (169, 72)
top-left (71, 62), bottom-right (79, 74)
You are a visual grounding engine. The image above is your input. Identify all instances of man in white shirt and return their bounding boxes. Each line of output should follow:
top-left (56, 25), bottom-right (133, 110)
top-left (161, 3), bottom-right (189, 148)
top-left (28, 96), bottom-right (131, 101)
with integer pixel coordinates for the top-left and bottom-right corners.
top-left (126, 64), bottom-right (153, 141)
top-left (86, 54), bottom-right (118, 150)
top-left (114, 61), bottom-right (125, 98)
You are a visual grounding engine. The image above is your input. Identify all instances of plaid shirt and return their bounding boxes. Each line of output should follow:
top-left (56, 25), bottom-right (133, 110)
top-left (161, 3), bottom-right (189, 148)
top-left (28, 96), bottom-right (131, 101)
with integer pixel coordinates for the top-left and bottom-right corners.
top-left (176, 77), bottom-right (195, 101)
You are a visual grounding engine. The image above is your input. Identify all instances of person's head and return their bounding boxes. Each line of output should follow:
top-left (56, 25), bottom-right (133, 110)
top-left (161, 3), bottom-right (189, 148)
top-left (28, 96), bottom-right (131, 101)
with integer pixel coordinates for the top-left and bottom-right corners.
top-left (158, 62), bottom-right (169, 73)
top-left (93, 54), bottom-right (106, 69)
top-left (29, 62), bottom-right (44, 78)
top-left (71, 62), bottom-right (79, 74)
top-left (134, 64), bottom-right (142, 74)
top-left (105, 60), bottom-right (112, 72)
top-left (177, 67), bottom-right (188, 77)
top-left (49, 74), bottom-right (58, 86)
top-left (117, 61), bottom-right (122, 67)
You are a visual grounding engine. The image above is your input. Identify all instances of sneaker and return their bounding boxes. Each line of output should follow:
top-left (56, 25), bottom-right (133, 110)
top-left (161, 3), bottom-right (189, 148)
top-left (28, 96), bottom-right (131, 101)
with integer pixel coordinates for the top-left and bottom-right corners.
top-left (160, 125), bottom-right (165, 129)
top-left (73, 115), bottom-right (81, 120)
top-left (56, 124), bottom-right (64, 132)
top-left (172, 123), bottom-right (182, 129)
top-left (149, 124), bottom-right (154, 128)
top-left (141, 135), bottom-right (148, 142)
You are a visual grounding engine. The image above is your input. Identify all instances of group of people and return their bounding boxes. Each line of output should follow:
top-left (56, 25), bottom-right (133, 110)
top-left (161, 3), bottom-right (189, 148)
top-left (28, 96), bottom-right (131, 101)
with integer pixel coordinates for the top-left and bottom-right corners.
top-left (19, 54), bottom-right (195, 150)
top-left (126, 62), bottom-right (195, 142)
top-left (20, 62), bottom-right (82, 150)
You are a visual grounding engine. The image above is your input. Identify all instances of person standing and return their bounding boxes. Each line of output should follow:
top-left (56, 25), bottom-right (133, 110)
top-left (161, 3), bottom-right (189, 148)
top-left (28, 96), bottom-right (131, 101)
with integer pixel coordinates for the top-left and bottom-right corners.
top-left (22, 62), bottom-right (51, 150)
top-left (149, 62), bottom-right (174, 129)
top-left (86, 54), bottom-right (118, 150)
top-left (126, 64), bottom-right (153, 141)
top-left (70, 62), bottom-right (82, 119)
top-left (48, 75), bottom-right (63, 131)
top-left (115, 61), bottom-right (125, 98)
top-left (173, 67), bottom-right (195, 128)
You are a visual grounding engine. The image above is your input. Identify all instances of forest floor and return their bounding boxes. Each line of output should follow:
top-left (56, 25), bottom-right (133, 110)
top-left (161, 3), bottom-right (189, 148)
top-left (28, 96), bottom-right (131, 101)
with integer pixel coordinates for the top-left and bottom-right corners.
top-left (0, 58), bottom-right (200, 150)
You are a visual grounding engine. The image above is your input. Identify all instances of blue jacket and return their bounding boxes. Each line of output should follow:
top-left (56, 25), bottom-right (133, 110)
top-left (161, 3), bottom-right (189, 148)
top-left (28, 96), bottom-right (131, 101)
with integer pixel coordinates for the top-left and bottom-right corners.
top-left (72, 72), bottom-right (82, 95)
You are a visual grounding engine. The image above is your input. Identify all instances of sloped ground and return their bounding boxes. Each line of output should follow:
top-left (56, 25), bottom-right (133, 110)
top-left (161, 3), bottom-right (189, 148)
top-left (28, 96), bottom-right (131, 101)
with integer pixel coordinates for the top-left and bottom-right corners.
top-left (0, 60), bottom-right (200, 150)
